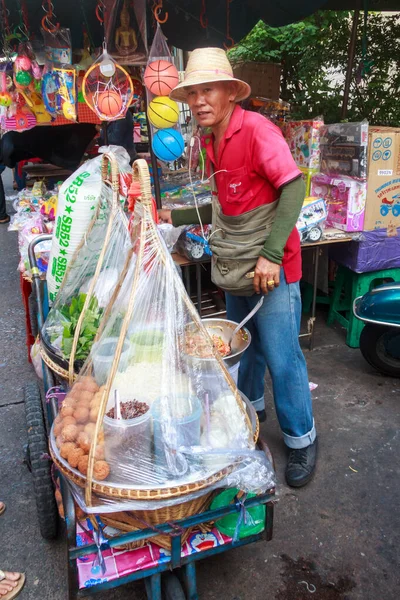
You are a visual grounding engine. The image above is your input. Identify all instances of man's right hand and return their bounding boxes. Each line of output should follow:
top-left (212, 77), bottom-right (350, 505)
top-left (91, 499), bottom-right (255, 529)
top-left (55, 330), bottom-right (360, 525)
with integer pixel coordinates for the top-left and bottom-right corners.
top-left (158, 209), bottom-right (173, 224)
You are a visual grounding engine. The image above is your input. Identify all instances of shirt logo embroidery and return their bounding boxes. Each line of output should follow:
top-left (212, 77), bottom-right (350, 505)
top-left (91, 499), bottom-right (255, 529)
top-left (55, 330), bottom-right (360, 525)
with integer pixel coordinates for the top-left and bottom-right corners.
top-left (229, 182), bottom-right (242, 194)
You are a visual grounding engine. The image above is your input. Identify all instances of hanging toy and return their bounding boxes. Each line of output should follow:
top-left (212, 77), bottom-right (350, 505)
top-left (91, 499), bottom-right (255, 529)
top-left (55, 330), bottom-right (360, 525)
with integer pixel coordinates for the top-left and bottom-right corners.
top-left (144, 60), bottom-right (179, 96)
top-left (152, 128), bottom-right (185, 162)
top-left (82, 45), bottom-right (133, 121)
top-left (0, 72), bottom-right (12, 108)
top-left (147, 96), bottom-right (179, 129)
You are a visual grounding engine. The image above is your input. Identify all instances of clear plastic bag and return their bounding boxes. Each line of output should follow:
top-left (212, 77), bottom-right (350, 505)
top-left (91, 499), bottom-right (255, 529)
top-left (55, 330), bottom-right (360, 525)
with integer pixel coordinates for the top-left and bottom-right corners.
top-left (42, 28), bottom-right (72, 65)
top-left (42, 153), bottom-right (133, 378)
top-left (49, 160), bottom-right (275, 517)
top-left (104, 0), bottom-right (148, 65)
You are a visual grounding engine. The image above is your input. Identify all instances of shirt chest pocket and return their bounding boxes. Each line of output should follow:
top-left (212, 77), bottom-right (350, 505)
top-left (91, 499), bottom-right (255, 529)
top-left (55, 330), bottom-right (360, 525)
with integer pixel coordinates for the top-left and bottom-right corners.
top-left (225, 167), bottom-right (254, 204)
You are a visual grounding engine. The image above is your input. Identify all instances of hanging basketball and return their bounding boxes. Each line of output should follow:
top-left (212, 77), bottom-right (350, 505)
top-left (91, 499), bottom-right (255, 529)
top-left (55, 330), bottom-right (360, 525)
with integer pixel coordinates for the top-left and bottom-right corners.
top-left (144, 60), bottom-right (179, 96)
top-left (97, 90), bottom-right (123, 118)
top-left (152, 128), bottom-right (184, 162)
top-left (148, 96), bottom-right (179, 129)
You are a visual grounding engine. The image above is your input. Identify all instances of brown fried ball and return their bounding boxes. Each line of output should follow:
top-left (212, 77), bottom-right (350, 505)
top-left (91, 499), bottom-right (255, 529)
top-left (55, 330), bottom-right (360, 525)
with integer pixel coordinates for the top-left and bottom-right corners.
top-left (79, 376), bottom-right (99, 393)
top-left (74, 406), bottom-right (90, 424)
top-left (60, 441), bottom-right (76, 460)
top-left (61, 405), bottom-right (74, 418)
top-left (67, 447), bottom-right (85, 469)
top-left (61, 416), bottom-right (77, 428)
top-left (79, 390), bottom-right (95, 404)
top-left (95, 445), bottom-right (105, 460)
top-left (77, 432), bottom-right (91, 454)
top-left (53, 421), bottom-right (63, 437)
top-left (77, 454), bottom-right (89, 475)
top-left (97, 430), bottom-right (105, 444)
top-left (93, 460), bottom-right (110, 481)
top-left (84, 422), bottom-right (96, 436)
top-left (61, 424), bottom-right (79, 442)
top-left (56, 435), bottom-right (63, 449)
top-left (89, 406), bottom-right (100, 423)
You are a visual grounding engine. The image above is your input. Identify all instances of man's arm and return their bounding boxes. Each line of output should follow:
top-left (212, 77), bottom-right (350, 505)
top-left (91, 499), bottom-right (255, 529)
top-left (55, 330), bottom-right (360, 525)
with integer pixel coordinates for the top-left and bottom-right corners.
top-left (159, 203), bottom-right (212, 226)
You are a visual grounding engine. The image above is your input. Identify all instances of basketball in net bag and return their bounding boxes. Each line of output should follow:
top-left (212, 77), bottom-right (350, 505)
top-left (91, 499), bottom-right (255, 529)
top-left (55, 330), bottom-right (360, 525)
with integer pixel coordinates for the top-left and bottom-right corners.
top-left (144, 60), bottom-right (179, 96)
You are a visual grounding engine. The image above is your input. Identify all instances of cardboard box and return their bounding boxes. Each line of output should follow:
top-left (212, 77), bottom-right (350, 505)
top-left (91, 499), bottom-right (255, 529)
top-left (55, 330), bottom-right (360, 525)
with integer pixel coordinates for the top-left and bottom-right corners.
top-left (232, 62), bottom-right (281, 100)
top-left (364, 127), bottom-right (400, 230)
top-left (282, 119), bottom-right (323, 170)
top-left (311, 173), bottom-right (366, 232)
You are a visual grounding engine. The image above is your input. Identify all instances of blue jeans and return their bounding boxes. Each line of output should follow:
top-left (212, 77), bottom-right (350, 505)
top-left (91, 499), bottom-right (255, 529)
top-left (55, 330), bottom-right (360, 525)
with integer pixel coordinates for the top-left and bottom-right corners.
top-left (225, 270), bottom-right (316, 449)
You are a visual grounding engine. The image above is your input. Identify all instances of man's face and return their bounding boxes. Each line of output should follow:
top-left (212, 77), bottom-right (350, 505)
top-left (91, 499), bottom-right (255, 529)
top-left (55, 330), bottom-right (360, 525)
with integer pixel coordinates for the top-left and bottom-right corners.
top-left (186, 82), bottom-right (235, 128)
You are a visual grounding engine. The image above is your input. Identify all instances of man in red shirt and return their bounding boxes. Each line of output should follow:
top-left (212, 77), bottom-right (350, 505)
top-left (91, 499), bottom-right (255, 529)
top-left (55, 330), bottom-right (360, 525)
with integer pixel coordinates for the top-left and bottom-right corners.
top-left (159, 48), bottom-right (317, 487)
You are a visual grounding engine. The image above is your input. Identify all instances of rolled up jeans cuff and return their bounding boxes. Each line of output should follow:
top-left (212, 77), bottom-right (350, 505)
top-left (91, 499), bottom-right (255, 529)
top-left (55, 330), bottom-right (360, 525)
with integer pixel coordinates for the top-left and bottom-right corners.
top-left (250, 396), bottom-right (265, 412)
top-left (283, 420), bottom-right (317, 449)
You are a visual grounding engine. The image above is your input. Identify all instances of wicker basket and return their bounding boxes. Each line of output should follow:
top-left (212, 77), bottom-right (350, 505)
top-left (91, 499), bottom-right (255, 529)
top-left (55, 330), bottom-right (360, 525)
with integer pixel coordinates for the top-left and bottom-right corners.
top-left (233, 61), bottom-right (281, 100)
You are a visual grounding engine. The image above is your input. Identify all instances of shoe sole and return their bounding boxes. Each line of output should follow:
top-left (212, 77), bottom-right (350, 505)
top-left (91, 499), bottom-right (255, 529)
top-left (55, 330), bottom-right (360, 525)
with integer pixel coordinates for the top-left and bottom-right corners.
top-left (286, 469), bottom-right (316, 488)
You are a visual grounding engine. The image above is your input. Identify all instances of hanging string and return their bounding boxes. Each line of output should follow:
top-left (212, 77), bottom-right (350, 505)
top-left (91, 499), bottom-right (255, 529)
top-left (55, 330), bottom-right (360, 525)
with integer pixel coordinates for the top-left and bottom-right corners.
top-left (200, 0), bottom-right (208, 29)
top-left (223, 0), bottom-right (234, 50)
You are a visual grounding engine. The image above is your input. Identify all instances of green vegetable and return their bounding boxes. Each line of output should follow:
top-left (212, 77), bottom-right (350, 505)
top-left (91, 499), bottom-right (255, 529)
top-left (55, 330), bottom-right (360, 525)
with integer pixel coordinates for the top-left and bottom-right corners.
top-left (59, 293), bottom-right (103, 361)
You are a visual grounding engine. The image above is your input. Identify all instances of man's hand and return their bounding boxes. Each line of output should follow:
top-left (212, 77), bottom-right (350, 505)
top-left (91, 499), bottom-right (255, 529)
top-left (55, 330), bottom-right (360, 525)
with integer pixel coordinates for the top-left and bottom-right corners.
top-left (158, 209), bottom-right (173, 224)
top-left (253, 256), bottom-right (280, 295)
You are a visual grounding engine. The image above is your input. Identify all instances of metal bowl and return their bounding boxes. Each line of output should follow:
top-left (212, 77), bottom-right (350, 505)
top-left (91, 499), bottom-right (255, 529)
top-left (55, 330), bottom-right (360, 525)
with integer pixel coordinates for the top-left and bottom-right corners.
top-left (198, 318), bottom-right (252, 368)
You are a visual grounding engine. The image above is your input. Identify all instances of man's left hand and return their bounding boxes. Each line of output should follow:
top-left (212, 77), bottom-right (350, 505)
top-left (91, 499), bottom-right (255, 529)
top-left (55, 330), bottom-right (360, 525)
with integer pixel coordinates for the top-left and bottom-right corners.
top-left (253, 256), bottom-right (280, 295)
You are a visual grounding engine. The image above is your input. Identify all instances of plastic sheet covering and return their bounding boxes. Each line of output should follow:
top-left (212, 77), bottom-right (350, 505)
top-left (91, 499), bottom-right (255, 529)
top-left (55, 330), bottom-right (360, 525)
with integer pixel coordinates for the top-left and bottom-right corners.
top-left (41, 153), bottom-right (133, 380)
top-left (49, 160), bottom-right (275, 514)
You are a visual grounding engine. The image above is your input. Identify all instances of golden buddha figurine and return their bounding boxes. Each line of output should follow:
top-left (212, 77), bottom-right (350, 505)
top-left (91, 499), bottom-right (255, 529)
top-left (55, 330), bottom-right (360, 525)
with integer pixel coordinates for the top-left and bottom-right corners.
top-left (115, 1), bottom-right (138, 56)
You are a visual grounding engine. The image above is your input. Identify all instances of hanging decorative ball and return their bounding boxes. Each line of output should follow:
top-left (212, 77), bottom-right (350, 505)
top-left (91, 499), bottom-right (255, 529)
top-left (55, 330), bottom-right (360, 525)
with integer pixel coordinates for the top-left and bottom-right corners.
top-left (15, 55), bottom-right (32, 71)
top-left (0, 92), bottom-right (12, 107)
top-left (15, 70), bottom-right (32, 87)
top-left (144, 60), bottom-right (179, 96)
top-left (152, 128), bottom-right (185, 162)
top-left (97, 90), bottom-right (123, 117)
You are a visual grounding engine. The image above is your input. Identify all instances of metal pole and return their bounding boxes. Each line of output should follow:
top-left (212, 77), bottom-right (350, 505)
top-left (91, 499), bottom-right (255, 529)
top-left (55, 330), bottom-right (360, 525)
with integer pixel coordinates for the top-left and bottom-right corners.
top-left (341, 8), bottom-right (360, 120)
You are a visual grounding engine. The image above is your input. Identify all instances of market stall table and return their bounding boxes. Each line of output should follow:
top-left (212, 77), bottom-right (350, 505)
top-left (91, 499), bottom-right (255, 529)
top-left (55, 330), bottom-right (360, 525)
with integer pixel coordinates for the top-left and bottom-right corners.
top-left (22, 163), bottom-right (73, 182)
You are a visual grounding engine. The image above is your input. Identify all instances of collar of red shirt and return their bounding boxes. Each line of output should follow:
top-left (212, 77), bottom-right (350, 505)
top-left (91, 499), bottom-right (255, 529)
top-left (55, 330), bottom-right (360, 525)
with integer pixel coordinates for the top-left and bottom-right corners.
top-left (203, 104), bottom-right (245, 168)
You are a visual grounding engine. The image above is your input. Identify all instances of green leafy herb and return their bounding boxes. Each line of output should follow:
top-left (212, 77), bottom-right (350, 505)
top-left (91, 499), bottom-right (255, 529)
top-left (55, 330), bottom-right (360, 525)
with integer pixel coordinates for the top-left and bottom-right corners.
top-left (59, 293), bottom-right (103, 361)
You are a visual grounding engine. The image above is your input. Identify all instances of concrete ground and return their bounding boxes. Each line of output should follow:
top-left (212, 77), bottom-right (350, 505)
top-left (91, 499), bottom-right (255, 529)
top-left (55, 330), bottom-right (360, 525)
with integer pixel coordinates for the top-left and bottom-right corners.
top-left (0, 169), bottom-right (399, 599)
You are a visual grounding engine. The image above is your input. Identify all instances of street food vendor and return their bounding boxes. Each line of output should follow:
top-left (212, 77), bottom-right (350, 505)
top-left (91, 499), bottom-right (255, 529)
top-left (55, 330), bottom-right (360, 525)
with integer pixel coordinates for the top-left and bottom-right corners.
top-left (159, 48), bottom-right (317, 488)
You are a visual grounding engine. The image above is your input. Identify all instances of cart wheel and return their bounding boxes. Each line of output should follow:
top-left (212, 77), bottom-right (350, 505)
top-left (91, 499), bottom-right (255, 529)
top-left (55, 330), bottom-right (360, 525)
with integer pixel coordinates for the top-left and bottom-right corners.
top-left (162, 572), bottom-right (186, 600)
top-left (24, 382), bottom-right (58, 540)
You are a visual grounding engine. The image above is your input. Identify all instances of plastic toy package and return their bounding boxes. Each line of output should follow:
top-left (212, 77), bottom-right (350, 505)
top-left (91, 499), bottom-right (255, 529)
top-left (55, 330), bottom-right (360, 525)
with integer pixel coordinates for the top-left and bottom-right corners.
top-left (282, 117), bottom-right (323, 170)
top-left (47, 146), bottom-right (131, 302)
top-left (42, 27), bottom-right (72, 65)
top-left (320, 120), bottom-right (369, 180)
top-left (104, 0), bottom-right (148, 65)
top-left (49, 159), bottom-right (275, 516)
top-left (311, 172), bottom-right (367, 232)
top-left (176, 225), bottom-right (212, 261)
top-left (42, 64), bottom-right (77, 121)
top-left (42, 155), bottom-right (133, 368)
top-left (296, 197), bottom-right (328, 243)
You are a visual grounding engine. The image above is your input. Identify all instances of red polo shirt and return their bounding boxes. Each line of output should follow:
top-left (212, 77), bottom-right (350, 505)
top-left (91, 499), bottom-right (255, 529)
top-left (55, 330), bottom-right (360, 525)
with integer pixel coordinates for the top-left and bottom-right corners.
top-left (204, 105), bottom-right (302, 283)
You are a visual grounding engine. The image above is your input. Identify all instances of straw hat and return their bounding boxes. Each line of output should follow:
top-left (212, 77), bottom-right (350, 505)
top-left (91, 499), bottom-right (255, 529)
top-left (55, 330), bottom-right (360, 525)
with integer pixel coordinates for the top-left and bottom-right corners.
top-left (169, 47), bottom-right (251, 104)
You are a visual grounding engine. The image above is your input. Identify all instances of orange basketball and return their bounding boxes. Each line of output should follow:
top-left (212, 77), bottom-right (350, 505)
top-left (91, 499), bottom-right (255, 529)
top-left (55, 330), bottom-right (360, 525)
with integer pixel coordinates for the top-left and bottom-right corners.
top-left (97, 90), bottom-right (123, 118)
top-left (144, 60), bottom-right (179, 96)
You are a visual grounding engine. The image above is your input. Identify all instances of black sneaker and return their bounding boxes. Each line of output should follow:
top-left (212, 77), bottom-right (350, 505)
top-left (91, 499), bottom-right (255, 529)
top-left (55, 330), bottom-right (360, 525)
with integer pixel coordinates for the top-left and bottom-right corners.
top-left (285, 437), bottom-right (318, 488)
top-left (256, 409), bottom-right (266, 423)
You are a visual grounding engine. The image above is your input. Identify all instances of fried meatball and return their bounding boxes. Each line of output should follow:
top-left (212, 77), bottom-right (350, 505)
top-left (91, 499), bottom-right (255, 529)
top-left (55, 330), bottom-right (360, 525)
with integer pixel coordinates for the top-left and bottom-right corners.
top-left (89, 406), bottom-right (100, 423)
top-left (77, 454), bottom-right (89, 476)
top-left (77, 432), bottom-right (91, 454)
top-left (61, 416), bottom-right (77, 428)
top-left (61, 424), bottom-right (79, 442)
top-left (79, 376), bottom-right (99, 394)
top-left (74, 406), bottom-right (90, 424)
top-left (61, 405), bottom-right (74, 418)
top-left (60, 441), bottom-right (76, 460)
top-left (68, 447), bottom-right (85, 469)
top-left (93, 460), bottom-right (110, 481)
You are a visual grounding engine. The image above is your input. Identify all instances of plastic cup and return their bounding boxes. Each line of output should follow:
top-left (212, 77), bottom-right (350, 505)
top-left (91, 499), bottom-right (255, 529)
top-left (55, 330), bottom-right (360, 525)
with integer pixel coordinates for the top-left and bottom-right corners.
top-left (152, 397), bottom-right (203, 474)
top-left (92, 337), bottom-right (131, 385)
top-left (103, 406), bottom-right (152, 484)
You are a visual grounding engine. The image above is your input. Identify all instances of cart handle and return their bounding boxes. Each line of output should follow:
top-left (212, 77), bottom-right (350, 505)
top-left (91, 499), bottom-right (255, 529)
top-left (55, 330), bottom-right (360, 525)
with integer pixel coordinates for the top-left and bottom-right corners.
top-left (28, 234), bottom-right (52, 279)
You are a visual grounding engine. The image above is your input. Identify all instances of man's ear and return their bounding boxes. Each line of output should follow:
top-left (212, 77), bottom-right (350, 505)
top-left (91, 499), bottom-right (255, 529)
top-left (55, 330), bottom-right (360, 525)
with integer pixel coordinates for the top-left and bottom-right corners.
top-left (228, 82), bottom-right (239, 102)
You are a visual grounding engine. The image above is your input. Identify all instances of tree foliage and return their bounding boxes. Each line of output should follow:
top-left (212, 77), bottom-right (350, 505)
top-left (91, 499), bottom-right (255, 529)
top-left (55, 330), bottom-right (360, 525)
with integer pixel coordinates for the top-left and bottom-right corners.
top-left (229, 11), bottom-right (400, 126)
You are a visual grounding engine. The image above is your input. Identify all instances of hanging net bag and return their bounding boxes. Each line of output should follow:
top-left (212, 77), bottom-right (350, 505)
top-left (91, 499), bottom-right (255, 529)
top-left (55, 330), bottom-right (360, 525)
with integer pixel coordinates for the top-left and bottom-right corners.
top-left (49, 159), bottom-right (275, 548)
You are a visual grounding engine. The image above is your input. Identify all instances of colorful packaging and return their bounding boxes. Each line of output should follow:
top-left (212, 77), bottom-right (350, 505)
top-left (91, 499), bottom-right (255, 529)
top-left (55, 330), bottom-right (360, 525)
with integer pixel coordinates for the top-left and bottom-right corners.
top-left (320, 120), bottom-right (368, 180)
top-left (364, 126), bottom-right (400, 230)
top-left (282, 118), bottom-right (323, 169)
top-left (311, 173), bottom-right (366, 232)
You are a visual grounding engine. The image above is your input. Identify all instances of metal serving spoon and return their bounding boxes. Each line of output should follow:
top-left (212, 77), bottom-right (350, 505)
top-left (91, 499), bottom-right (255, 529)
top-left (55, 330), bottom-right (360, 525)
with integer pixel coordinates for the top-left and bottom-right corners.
top-left (227, 296), bottom-right (264, 349)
